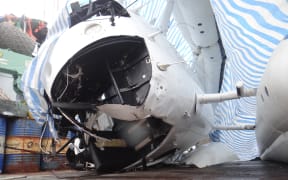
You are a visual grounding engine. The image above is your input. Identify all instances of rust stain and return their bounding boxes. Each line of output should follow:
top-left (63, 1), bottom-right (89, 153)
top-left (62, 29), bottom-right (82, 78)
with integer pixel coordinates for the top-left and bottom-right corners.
top-left (41, 154), bottom-right (70, 171)
top-left (5, 136), bottom-right (40, 154)
top-left (4, 154), bottom-right (40, 173)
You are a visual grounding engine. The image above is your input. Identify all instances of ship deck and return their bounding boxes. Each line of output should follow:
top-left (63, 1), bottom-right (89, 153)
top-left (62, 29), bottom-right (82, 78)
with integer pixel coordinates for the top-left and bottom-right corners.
top-left (1, 160), bottom-right (288, 179)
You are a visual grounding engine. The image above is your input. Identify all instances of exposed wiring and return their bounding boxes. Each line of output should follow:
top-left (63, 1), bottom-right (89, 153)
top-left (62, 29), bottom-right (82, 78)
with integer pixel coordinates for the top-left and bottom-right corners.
top-left (66, 65), bottom-right (83, 78)
top-left (57, 108), bottom-right (111, 142)
top-left (57, 67), bottom-right (70, 102)
top-left (57, 65), bottom-right (83, 101)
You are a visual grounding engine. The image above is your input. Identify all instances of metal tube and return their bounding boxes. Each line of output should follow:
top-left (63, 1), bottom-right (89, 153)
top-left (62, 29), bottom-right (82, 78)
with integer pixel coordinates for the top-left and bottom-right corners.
top-left (213, 124), bottom-right (255, 130)
top-left (197, 92), bottom-right (239, 104)
top-left (56, 136), bottom-right (76, 154)
top-left (197, 81), bottom-right (257, 104)
top-left (105, 60), bottom-right (124, 104)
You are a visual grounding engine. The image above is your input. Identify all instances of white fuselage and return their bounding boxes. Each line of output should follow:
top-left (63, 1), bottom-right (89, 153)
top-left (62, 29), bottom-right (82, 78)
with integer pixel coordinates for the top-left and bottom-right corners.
top-left (41, 11), bottom-right (213, 151)
top-left (256, 39), bottom-right (288, 162)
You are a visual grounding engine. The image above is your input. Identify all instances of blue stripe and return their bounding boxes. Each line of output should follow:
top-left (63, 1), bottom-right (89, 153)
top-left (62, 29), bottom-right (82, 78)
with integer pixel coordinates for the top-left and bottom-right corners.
top-left (220, 24), bottom-right (268, 72)
top-left (229, 0), bottom-right (288, 34)
top-left (213, 1), bottom-right (274, 52)
top-left (215, 8), bottom-right (270, 61)
top-left (242, 0), bottom-right (288, 21)
top-left (26, 56), bottom-right (38, 89)
top-left (217, 0), bottom-right (279, 44)
top-left (29, 90), bottom-right (44, 116)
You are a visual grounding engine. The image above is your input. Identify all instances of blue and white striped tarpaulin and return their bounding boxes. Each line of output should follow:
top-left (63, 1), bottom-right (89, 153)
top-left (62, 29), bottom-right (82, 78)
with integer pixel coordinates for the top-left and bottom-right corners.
top-left (209, 0), bottom-right (288, 160)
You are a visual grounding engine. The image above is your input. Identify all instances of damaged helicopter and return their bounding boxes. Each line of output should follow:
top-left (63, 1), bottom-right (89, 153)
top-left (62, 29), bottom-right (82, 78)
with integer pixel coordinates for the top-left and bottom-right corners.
top-left (22, 0), bottom-right (258, 172)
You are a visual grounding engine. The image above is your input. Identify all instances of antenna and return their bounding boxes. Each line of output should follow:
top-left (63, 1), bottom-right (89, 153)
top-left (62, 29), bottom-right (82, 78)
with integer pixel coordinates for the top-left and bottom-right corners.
top-left (157, 61), bottom-right (186, 71)
top-left (126, 0), bottom-right (139, 9)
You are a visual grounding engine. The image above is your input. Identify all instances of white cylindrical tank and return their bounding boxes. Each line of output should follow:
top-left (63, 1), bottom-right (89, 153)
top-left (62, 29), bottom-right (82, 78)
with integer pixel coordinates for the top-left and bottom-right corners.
top-left (256, 39), bottom-right (288, 158)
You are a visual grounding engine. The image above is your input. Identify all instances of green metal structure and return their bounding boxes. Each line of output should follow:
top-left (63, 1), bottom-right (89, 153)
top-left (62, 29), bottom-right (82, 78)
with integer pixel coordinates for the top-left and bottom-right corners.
top-left (0, 48), bottom-right (32, 117)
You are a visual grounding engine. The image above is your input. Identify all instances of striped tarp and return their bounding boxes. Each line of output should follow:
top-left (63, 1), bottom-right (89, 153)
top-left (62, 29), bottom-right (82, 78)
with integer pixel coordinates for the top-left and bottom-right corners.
top-left (210, 0), bottom-right (288, 160)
